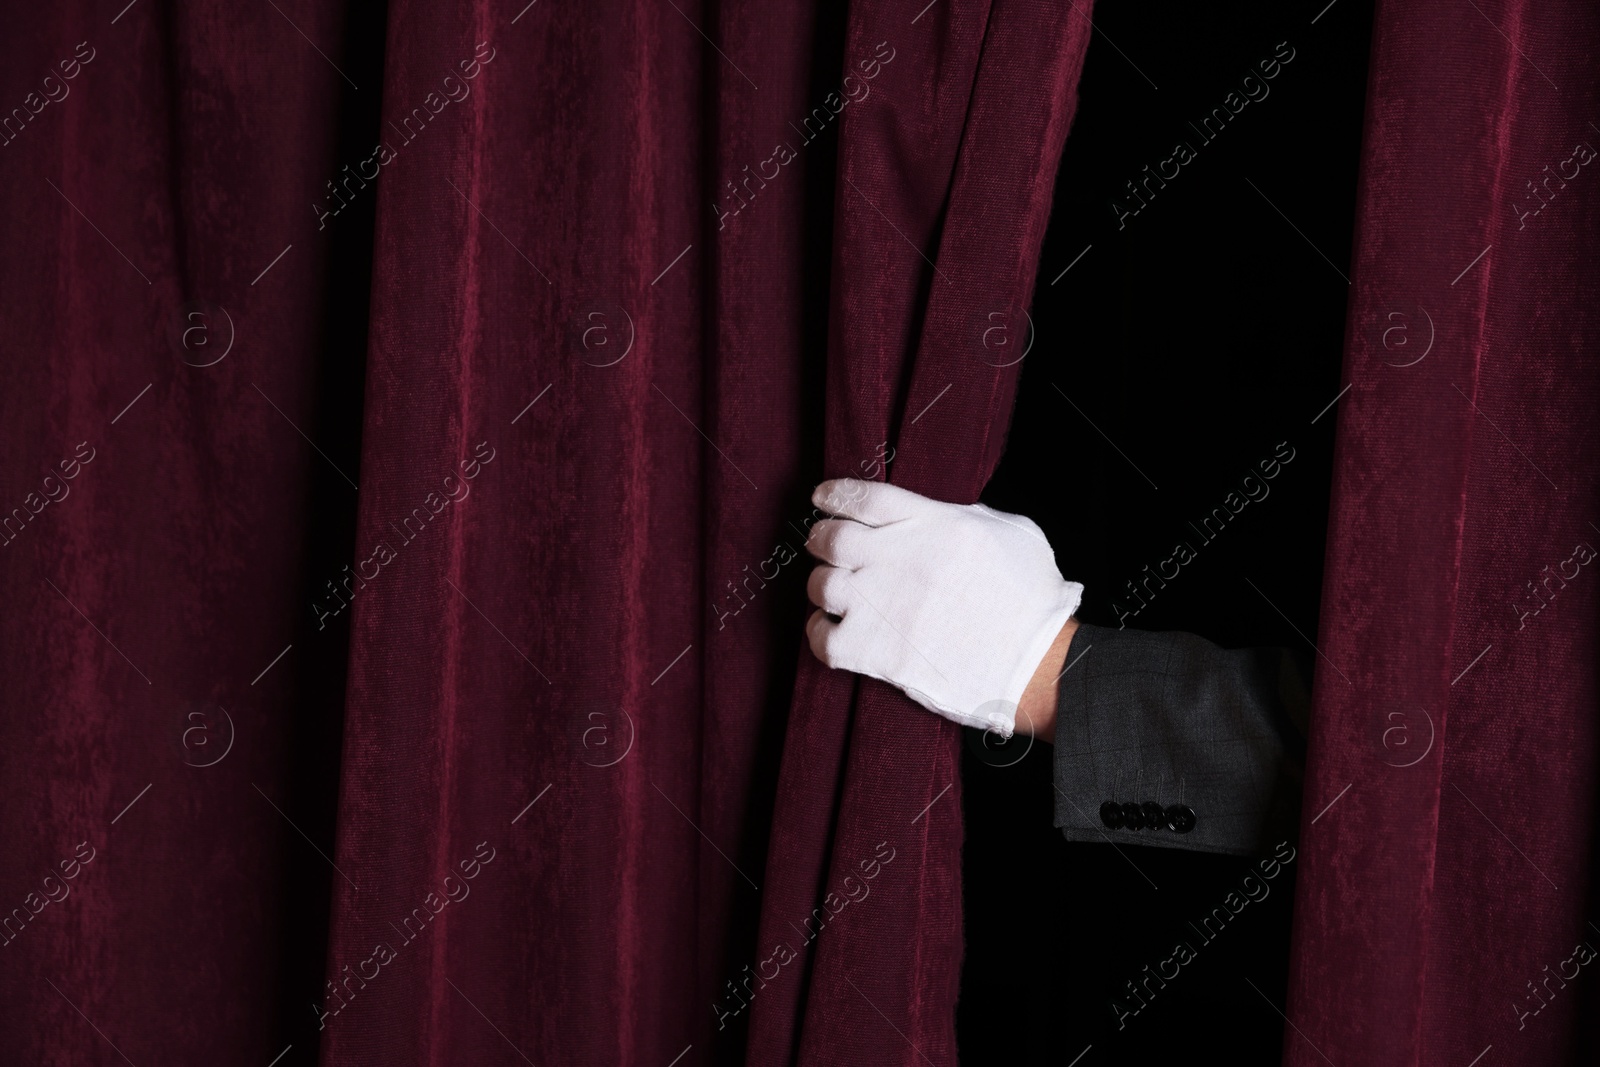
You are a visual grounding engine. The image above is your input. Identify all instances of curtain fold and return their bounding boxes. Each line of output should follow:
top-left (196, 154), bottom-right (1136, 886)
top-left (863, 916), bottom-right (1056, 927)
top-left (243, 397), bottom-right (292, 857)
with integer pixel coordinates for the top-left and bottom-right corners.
top-left (745, 2), bottom-right (1094, 1064)
top-left (0, 1), bottom-right (372, 1062)
top-left (1287, 1), bottom-right (1600, 1064)
top-left (315, 0), bottom-right (823, 1063)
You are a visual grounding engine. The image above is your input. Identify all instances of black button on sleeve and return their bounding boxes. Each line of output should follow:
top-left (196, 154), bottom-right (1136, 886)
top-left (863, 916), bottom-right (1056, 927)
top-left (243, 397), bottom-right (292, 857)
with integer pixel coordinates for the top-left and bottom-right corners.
top-left (1099, 801), bottom-right (1124, 829)
top-left (1121, 801), bottom-right (1144, 830)
top-left (1166, 804), bottom-right (1196, 833)
top-left (1142, 802), bottom-right (1166, 830)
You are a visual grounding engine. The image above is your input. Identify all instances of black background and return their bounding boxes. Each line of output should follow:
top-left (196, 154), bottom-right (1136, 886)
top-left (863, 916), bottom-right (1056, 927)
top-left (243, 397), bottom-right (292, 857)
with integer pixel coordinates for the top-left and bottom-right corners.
top-left (961, 1), bottom-right (1375, 1063)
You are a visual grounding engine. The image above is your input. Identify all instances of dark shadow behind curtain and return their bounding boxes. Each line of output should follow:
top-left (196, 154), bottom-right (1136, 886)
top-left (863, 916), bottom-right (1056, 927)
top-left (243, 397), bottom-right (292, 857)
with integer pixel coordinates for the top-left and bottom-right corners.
top-left (963, 2), bottom-right (1600, 1064)
top-left (962, 1), bottom-right (1372, 1063)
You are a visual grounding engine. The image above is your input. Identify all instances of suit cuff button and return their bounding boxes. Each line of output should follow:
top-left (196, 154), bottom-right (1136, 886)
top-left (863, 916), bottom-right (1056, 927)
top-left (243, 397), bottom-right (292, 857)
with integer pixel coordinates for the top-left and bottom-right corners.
top-left (1141, 802), bottom-right (1166, 830)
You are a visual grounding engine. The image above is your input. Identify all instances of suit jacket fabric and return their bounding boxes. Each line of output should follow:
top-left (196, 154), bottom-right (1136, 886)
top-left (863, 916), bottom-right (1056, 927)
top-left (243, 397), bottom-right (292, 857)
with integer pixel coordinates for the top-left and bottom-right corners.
top-left (1052, 623), bottom-right (1310, 856)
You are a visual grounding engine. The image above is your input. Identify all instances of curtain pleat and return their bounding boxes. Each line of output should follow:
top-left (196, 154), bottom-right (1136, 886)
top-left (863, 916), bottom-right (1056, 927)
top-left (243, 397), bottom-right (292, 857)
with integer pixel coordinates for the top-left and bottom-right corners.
top-left (316, 0), bottom-right (820, 1063)
top-left (0, 1), bottom-right (372, 1062)
top-left (745, 2), bottom-right (1095, 1064)
top-left (1287, 1), bottom-right (1600, 1064)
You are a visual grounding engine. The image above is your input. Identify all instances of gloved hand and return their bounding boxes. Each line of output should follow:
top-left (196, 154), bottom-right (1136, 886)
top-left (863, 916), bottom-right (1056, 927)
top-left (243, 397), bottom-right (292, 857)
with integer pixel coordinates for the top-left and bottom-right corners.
top-left (804, 478), bottom-right (1083, 737)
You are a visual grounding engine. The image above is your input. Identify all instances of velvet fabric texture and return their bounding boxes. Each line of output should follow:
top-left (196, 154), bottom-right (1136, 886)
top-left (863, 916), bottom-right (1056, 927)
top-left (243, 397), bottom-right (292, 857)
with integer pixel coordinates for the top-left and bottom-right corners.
top-left (1, 1), bottom-right (1595, 1067)
top-left (1287, 1), bottom-right (1600, 1064)
top-left (744, 4), bottom-right (1093, 1064)
top-left (0, 0), bottom-right (1090, 1064)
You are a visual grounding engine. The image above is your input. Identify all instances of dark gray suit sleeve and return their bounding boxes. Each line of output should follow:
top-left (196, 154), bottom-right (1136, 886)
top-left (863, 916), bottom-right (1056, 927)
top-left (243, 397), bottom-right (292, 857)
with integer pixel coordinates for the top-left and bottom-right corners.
top-left (1051, 623), bottom-right (1309, 857)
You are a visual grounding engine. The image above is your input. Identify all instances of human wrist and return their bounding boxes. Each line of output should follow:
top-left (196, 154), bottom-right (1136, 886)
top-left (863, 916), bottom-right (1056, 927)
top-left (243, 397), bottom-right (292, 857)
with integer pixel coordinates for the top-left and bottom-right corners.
top-left (1014, 616), bottom-right (1078, 742)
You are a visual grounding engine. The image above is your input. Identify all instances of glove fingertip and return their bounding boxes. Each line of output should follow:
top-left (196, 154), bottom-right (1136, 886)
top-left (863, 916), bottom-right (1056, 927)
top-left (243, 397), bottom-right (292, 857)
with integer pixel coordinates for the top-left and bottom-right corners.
top-left (805, 608), bottom-right (841, 666)
top-left (812, 478), bottom-right (862, 515)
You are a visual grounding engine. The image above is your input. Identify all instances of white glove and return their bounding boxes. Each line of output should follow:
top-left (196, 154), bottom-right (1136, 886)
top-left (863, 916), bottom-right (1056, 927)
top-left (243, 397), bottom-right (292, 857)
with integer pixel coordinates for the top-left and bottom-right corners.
top-left (804, 478), bottom-right (1083, 737)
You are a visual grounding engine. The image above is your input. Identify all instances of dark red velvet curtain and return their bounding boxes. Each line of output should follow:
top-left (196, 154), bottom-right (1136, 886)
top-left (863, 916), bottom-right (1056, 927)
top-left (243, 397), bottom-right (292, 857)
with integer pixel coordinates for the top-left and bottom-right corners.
top-left (0, 0), bottom-right (1089, 1063)
top-left (744, 3), bottom-right (1092, 1065)
top-left (1286, 1), bottom-right (1600, 1065)
top-left (2, 1), bottom-right (1596, 1066)
top-left (1, 1), bottom-right (379, 1064)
